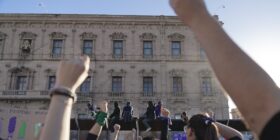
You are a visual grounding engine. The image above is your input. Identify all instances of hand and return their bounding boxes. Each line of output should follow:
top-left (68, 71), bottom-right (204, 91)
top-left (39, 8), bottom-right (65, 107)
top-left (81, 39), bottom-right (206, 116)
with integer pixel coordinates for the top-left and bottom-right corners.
top-left (114, 124), bottom-right (121, 131)
top-left (169, 0), bottom-right (209, 25)
top-left (54, 56), bottom-right (90, 93)
top-left (98, 100), bottom-right (108, 113)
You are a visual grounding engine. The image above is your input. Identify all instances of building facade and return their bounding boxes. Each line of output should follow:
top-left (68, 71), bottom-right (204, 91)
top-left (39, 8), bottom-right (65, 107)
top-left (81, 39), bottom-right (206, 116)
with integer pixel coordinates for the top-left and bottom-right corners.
top-left (0, 14), bottom-right (229, 130)
top-left (231, 108), bottom-right (242, 119)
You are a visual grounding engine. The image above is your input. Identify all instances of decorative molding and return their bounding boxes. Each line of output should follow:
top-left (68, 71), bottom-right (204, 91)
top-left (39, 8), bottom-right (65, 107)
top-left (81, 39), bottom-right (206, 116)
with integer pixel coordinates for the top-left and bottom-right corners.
top-left (80, 32), bottom-right (97, 39)
top-left (44, 68), bottom-right (56, 74)
top-left (110, 32), bottom-right (127, 40)
top-left (139, 69), bottom-right (157, 76)
top-left (168, 33), bottom-right (185, 41)
top-left (199, 69), bottom-right (212, 77)
top-left (169, 69), bottom-right (186, 76)
top-left (49, 32), bottom-right (67, 39)
top-left (108, 69), bottom-right (127, 76)
top-left (0, 32), bottom-right (7, 39)
top-left (8, 66), bottom-right (35, 73)
top-left (19, 32), bottom-right (37, 39)
top-left (139, 33), bottom-right (157, 40)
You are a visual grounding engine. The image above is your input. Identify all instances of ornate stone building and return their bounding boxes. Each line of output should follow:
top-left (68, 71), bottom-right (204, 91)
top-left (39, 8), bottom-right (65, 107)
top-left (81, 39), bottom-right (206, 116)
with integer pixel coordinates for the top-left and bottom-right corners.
top-left (0, 14), bottom-right (229, 121)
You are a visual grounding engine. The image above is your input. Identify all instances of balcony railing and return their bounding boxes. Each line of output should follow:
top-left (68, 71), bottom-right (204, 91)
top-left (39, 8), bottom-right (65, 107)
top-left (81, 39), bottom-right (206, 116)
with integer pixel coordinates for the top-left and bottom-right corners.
top-left (109, 92), bottom-right (123, 97)
top-left (0, 90), bottom-right (191, 100)
top-left (142, 92), bottom-right (155, 97)
top-left (0, 90), bottom-right (49, 100)
top-left (172, 92), bottom-right (185, 97)
top-left (0, 53), bottom-right (206, 62)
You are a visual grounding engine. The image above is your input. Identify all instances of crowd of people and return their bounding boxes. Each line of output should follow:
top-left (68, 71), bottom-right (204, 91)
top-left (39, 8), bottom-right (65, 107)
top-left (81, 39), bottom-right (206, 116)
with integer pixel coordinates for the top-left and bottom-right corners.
top-left (36, 0), bottom-right (280, 139)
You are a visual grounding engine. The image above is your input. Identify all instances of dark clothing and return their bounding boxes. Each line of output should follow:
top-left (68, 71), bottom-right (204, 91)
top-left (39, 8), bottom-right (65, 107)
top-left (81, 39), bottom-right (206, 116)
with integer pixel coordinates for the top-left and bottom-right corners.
top-left (146, 106), bottom-right (156, 119)
top-left (228, 136), bottom-right (242, 140)
top-left (109, 106), bottom-right (120, 132)
top-left (260, 111), bottom-right (280, 140)
top-left (86, 133), bottom-right (98, 140)
top-left (122, 105), bottom-right (133, 123)
top-left (182, 116), bottom-right (188, 125)
top-left (143, 105), bottom-right (156, 129)
top-left (155, 104), bottom-right (161, 118)
top-left (109, 107), bottom-right (120, 120)
top-left (160, 117), bottom-right (169, 140)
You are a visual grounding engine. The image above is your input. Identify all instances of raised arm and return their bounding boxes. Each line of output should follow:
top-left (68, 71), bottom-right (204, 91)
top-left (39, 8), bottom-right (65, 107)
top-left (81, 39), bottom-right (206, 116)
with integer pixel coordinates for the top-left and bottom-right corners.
top-left (170, 0), bottom-right (280, 136)
top-left (86, 100), bottom-right (108, 140)
top-left (215, 122), bottom-right (243, 140)
top-left (39, 56), bottom-right (90, 140)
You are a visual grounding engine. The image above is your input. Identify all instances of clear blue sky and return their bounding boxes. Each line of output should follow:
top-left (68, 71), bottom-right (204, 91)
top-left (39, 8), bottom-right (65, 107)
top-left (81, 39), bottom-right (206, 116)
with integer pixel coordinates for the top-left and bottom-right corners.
top-left (1, 0), bottom-right (280, 109)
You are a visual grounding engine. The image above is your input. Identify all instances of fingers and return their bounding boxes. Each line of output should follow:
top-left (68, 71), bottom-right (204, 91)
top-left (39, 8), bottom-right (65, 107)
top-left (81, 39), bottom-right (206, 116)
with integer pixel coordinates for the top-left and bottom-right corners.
top-left (114, 124), bottom-right (121, 131)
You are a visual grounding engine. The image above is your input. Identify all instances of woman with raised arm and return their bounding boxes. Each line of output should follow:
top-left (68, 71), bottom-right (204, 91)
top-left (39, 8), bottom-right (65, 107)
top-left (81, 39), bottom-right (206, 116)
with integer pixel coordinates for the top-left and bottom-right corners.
top-left (186, 114), bottom-right (243, 140)
top-left (170, 0), bottom-right (280, 139)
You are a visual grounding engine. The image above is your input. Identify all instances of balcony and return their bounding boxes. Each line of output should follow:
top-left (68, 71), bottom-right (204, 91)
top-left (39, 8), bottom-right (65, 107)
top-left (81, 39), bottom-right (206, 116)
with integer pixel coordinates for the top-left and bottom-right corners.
top-left (0, 90), bottom-right (49, 100)
top-left (201, 95), bottom-right (217, 104)
top-left (171, 92), bottom-right (185, 97)
top-left (142, 92), bottom-right (156, 97)
top-left (109, 92), bottom-right (123, 97)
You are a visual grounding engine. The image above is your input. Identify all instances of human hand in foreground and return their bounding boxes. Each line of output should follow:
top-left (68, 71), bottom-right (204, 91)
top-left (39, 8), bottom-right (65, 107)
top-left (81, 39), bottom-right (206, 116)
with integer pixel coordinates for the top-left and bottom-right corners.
top-left (169, 0), bottom-right (209, 25)
top-left (54, 56), bottom-right (90, 93)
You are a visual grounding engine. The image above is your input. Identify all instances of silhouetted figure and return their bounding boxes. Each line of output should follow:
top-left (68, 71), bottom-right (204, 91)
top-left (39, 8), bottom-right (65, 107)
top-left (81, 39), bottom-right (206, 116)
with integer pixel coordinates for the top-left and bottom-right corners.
top-left (143, 101), bottom-right (156, 132)
top-left (109, 102), bottom-right (120, 132)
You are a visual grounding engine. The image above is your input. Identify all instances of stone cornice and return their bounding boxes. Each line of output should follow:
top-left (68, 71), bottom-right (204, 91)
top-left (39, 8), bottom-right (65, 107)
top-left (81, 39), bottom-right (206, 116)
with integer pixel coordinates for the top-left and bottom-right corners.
top-left (0, 14), bottom-right (186, 28)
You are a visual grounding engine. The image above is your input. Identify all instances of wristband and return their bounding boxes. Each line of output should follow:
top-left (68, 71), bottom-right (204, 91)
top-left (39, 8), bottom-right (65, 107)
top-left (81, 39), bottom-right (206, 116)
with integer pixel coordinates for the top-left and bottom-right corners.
top-left (95, 112), bottom-right (108, 126)
top-left (50, 87), bottom-right (77, 103)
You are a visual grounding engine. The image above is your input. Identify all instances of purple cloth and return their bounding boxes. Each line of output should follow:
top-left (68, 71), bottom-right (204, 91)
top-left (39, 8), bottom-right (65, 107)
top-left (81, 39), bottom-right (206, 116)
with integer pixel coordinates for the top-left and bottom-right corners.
top-left (155, 104), bottom-right (161, 117)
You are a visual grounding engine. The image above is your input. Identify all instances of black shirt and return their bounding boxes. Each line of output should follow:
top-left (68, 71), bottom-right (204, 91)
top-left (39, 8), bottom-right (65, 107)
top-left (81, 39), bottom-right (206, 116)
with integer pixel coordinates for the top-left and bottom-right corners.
top-left (260, 111), bottom-right (280, 140)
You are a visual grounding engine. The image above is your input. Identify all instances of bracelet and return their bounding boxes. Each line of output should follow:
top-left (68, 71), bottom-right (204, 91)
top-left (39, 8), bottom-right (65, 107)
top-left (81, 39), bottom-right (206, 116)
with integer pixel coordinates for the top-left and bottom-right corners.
top-left (50, 87), bottom-right (77, 103)
top-left (95, 112), bottom-right (108, 126)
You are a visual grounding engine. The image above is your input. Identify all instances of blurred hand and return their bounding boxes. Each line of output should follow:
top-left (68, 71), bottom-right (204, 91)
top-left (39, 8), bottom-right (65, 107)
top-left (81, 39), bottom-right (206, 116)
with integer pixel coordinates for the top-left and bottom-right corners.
top-left (114, 124), bottom-right (121, 131)
top-left (169, 0), bottom-right (209, 25)
top-left (54, 56), bottom-right (90, 93)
